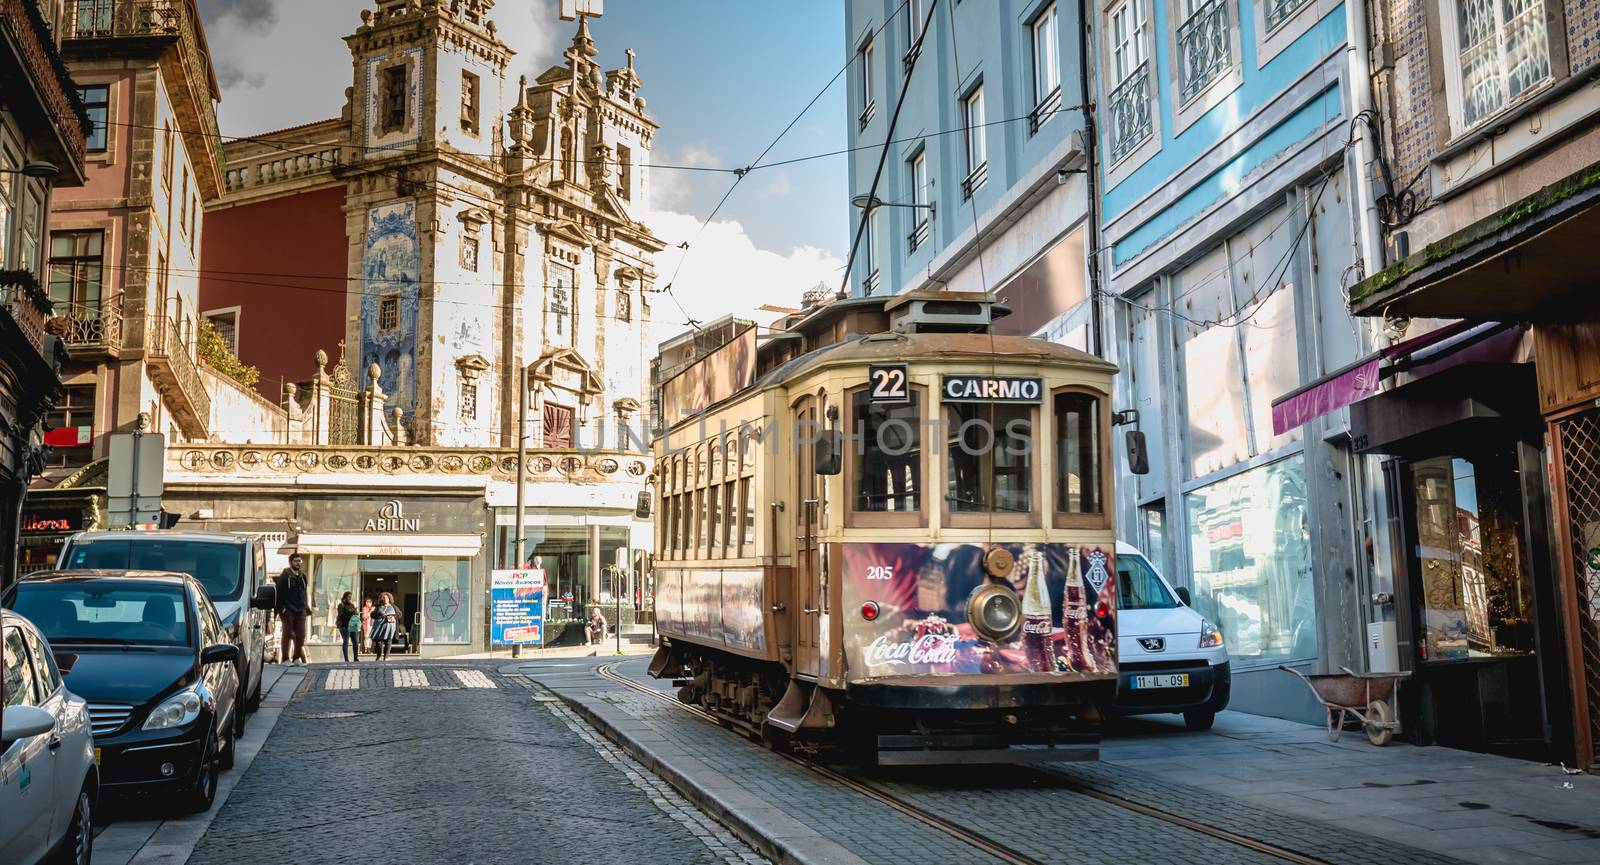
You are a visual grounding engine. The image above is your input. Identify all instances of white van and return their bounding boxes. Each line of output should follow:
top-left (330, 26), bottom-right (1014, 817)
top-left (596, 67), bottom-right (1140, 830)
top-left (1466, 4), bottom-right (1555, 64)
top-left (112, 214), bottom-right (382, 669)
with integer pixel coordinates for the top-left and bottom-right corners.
top-left (1113, 541), bottom-right (1230, 730)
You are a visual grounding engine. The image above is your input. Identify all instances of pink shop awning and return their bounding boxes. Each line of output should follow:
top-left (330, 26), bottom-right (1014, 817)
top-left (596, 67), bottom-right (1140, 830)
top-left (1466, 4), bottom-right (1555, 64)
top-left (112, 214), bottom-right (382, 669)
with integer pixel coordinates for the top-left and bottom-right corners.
top-left (1269, 321), bottom-right (1481, 436)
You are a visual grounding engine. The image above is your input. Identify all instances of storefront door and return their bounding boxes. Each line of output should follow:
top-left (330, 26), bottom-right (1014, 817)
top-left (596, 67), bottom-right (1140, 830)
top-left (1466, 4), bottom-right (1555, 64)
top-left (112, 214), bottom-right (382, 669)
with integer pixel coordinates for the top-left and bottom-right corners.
top-left (363, 572), bottom-right (421, 654)
top-left (1391, 441), bottom-right (1569, 759)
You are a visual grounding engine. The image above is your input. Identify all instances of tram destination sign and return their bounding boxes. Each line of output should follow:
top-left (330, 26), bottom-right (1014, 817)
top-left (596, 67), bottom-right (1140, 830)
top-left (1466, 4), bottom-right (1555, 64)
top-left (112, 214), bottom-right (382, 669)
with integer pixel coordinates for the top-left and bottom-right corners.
top-left (941, 375), bottom-right (1043, 403)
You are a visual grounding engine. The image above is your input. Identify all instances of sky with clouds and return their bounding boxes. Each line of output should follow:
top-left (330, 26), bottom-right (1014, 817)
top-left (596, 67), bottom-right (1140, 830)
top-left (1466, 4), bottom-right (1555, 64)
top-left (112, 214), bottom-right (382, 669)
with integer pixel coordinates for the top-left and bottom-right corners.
top-left (194, 0), bottom-right (849, 347)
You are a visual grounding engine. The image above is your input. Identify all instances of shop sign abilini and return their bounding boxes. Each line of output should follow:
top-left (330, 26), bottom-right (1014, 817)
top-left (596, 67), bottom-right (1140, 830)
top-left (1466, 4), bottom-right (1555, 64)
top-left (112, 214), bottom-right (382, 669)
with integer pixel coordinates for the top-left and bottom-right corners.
top-left (365, 500), bottom-right (422, 532)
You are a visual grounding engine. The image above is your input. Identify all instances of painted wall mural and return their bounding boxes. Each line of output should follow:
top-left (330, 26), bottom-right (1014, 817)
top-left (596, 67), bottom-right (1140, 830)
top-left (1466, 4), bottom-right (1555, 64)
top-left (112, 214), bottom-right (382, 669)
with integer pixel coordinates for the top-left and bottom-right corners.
top-left (361, 202), bottom-right (420, 423)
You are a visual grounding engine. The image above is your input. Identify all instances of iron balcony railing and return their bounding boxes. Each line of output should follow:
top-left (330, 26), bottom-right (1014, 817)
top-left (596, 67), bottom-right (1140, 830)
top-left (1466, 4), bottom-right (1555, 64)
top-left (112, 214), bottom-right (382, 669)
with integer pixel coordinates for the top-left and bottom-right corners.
top-left (56, 296), bottom-right (123, 356)
top-left (64, 0), bottom-right (181, 39)
top-left (0, 0), bottom-right (89, 170)
top-left (907, 219), bottom-right (930, 254)
top-left (1029, 86), bottom-right (1062, 135)
top-left (858, 98), bottom-right (877, 131)
top-left (0, 278), bottom-right (50, 355)
top-left (146, 314), bottom-right (211, 429)
top-left (960, 161), bottom-right (988, 201)
top-left (1107, 64), bottom-right (1154, 164)
top-left (1177, 0), bottom-right (1231, 104)
top-left (863, 268), bottom-right (881, 295)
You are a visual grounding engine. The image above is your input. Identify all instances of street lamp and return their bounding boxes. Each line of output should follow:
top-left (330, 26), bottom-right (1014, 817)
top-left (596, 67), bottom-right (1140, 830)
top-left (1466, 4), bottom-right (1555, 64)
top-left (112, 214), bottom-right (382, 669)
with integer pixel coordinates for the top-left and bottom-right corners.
top-left (1, 161), bottom-right (60, 179)
top-left (850, 192), bottom-right (935, 220)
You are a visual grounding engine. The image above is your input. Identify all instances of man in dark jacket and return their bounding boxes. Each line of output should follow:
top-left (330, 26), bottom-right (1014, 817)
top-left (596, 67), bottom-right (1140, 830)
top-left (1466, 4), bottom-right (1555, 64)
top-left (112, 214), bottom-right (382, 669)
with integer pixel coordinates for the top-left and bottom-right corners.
top-left (275, 553), bottom-right (312, 666)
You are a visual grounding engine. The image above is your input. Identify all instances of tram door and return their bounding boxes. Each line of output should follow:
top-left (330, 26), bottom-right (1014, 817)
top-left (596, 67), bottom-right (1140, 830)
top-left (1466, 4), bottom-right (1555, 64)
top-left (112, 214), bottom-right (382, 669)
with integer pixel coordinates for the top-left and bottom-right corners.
top-left (794, 397), bottom-right (823, 678)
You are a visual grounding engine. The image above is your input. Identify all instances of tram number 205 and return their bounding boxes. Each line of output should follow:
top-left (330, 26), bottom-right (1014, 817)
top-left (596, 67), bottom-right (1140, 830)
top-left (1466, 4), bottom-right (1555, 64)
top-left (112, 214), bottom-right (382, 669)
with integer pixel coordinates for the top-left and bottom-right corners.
top-left (869, 364), bottom-right (909, 403)
top-left (865, 566), bottom-right (895, 581)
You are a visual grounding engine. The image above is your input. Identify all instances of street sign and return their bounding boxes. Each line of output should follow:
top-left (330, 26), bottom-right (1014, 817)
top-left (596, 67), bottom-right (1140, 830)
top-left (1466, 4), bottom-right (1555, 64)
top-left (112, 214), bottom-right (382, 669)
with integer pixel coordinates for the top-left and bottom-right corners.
top-left (106, 431), bottom-right (165, 526)
top-left (490, 569), bottom-right (546, 646)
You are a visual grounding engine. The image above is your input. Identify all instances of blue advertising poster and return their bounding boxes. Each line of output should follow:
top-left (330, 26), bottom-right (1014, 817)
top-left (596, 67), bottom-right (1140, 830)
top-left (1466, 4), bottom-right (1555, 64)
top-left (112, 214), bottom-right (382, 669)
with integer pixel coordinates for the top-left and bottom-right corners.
top-left (491, 568), bottom-right (545, 645)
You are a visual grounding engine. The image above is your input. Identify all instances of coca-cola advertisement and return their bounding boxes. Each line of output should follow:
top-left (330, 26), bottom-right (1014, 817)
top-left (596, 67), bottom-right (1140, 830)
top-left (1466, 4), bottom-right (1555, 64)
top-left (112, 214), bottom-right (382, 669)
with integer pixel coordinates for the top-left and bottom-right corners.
top-left (840, 542), bottom-right (1116, 681)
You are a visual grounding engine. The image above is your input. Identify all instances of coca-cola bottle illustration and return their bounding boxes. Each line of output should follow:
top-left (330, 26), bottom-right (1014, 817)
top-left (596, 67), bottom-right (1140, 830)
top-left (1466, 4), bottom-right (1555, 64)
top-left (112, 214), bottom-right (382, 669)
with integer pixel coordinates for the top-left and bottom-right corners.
top-left (1060, 548), bottom-right (1088, 672)
top-left (1021, 549), bottom-right (1055, 672)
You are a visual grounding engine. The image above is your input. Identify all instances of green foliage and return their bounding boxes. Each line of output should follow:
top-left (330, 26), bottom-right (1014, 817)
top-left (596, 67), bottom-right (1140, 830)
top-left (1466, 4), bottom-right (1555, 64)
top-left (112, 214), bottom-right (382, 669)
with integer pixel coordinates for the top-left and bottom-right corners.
top-left (196, 318), bottom-right (261, 389)
top-left (0, 269), bottom-right (53, 314)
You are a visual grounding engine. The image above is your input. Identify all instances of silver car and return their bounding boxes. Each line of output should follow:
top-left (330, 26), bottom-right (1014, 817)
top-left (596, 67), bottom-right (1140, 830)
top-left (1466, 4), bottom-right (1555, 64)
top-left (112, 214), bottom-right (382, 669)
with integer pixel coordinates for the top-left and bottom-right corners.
top-left (1, 608), bottom-right (97, 865)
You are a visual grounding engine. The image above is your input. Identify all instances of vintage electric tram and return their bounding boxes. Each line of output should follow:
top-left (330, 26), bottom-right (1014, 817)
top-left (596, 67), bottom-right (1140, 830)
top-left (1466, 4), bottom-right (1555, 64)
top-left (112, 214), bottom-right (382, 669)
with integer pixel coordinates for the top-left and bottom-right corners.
top-left (647, 292), bottom-right (1124, 763)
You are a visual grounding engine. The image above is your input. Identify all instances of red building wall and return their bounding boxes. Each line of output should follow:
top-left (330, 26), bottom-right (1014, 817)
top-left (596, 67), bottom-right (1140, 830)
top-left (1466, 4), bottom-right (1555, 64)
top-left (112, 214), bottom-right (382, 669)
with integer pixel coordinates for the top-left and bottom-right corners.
top-left (200, 185), bottom-right (349, 401)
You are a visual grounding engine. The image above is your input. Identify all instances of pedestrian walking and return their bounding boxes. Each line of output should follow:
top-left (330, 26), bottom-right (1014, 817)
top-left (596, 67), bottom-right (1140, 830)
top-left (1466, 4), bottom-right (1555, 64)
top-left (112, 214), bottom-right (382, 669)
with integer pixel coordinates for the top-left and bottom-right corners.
top-left (275, 552), bottom-right (312, 666)
top-left (587, 607), bottom-right (607, 646)
top-left (371, 592), bottom-right (400, 661)
top-left (360, 596), bottom-right (375, 653)
top-left (336, 591), bottom-right (362, 662)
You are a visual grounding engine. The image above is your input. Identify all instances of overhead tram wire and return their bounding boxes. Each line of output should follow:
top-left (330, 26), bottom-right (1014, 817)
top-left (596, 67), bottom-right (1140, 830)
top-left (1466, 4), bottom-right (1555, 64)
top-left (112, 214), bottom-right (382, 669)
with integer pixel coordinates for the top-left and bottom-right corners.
top-left (835, 0), bottom-right (941, 300)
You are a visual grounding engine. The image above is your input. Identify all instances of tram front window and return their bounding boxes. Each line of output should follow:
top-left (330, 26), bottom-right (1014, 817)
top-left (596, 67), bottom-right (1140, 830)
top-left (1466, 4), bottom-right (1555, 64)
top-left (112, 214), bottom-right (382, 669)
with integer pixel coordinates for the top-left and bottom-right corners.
top-left (852, 389), bottom-right (922, 512)
top-left (946, 403), bottom-right (1033, 514)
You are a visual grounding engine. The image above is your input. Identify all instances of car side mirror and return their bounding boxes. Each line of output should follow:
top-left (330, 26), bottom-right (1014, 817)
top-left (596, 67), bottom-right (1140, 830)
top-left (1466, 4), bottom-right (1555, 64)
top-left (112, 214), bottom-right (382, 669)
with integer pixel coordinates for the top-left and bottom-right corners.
top-left (54, 652), bottom-right (78, 675)
top-left (250, 585), bottom-right (276, 610)
top-left (814, 432), bottom-right (841, 476)
top-left (1125, 429), bottom-right (1150, 476)
top-left (202, 643), bottom-right (240, 665)
top-left (3, 704), bottom-right (56, 743)
top-left (1175, 586), bottom-right (1192, 606)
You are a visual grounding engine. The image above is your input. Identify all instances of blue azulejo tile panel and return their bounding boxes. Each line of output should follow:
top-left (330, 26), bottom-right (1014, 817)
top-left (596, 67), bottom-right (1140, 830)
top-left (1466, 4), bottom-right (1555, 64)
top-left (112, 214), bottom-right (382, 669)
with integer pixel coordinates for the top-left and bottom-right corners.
top-left (360, 202), bottom-right (419, 423)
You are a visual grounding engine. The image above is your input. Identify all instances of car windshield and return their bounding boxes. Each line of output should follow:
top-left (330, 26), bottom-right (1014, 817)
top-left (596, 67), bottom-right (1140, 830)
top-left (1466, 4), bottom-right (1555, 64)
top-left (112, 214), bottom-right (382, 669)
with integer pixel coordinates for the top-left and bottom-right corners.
top-left (10, 581), bottom-right (192, 647)
top-left (1117, 553), bottom-right (1180, 610)
top-left (62, 538), bottom-right (244, 600)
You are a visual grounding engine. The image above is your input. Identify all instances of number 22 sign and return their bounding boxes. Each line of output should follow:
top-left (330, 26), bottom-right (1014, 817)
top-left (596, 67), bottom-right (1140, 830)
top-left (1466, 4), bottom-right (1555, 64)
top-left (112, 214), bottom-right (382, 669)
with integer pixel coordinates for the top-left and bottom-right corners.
top-left (868, 364), bottom-right (909, 403)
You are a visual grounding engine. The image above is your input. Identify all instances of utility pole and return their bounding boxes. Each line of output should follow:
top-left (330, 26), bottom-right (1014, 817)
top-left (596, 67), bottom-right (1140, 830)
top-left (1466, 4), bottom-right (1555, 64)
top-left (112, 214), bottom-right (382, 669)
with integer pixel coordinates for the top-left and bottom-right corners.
top-left (512, 366), bottom-right (528, 659)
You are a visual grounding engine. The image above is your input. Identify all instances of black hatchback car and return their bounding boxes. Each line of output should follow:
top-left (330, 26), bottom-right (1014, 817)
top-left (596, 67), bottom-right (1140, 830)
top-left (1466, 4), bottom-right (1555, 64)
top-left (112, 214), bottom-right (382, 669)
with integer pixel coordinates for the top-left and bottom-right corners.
top-left (3, 571), bottom-right (241, 814)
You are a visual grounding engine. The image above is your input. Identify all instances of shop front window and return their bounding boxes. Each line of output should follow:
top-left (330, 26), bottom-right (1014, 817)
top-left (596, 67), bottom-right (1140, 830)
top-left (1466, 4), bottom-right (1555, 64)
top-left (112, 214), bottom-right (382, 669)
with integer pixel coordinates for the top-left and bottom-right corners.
top-left (422, 559), bottom-right (471, 644)
top-left (1185, 455), bottom-right (1314, 665)
top-left (312, 556), bottom-right (359, 645)
top-left (1410, 454), bottom-right (1537, 661)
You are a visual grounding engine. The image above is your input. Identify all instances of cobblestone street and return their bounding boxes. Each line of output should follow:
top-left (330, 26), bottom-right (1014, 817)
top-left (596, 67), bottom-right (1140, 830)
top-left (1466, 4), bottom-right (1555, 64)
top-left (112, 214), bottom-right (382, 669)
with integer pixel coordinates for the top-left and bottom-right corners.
top-left (159, 662), bottom-right (765, 865)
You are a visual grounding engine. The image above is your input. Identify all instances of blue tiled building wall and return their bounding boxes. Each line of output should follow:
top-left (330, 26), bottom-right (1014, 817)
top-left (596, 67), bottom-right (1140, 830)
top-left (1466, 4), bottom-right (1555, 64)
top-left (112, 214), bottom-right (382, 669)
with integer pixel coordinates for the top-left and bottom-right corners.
top-left (844, 0), bottom-right (1087, 297)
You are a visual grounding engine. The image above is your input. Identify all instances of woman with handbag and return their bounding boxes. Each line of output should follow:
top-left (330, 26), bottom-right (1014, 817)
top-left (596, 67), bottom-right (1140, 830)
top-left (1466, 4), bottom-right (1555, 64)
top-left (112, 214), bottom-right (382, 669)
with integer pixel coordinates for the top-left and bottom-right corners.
top-left (370, 592), bottom-right (400, 661)
top-left (336, 591), bottom-right (362, 662)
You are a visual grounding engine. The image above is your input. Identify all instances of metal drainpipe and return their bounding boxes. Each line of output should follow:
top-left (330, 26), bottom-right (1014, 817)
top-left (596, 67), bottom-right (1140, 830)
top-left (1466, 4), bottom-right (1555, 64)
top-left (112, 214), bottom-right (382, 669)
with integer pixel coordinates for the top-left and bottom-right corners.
top-left (1079, 0), bottom-right (1106, 358)
top-left (1346, 0), bottom-right (1385, 331)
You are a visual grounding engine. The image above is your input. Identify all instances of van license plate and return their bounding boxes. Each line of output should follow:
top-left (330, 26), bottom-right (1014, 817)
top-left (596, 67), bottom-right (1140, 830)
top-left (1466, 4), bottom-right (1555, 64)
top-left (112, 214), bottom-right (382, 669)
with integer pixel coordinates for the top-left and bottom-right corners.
top-left (1131, 674), bottom-right (1189, 689)
top-left (93, 748), bottom-right (101, 765)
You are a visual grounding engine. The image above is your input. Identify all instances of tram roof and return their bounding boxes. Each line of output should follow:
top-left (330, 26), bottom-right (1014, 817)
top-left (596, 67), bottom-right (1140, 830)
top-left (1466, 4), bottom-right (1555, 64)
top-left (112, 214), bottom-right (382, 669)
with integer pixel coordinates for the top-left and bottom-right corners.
top-left (755, 331), bottom-right (1117, 391)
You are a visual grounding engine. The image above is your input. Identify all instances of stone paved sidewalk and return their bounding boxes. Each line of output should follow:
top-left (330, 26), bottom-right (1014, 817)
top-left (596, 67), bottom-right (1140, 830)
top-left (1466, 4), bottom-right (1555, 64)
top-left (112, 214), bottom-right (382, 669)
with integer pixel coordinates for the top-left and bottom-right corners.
top-left (1098, 711), bottom-right (1600, 864)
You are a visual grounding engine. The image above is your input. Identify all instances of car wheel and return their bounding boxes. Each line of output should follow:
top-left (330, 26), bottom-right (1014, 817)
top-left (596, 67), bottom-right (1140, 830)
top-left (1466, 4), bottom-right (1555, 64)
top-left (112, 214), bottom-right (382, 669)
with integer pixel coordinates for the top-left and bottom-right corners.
top-left (233, 689), bottom-right (247, 738)
top-left (219, 720), bottom-right (237, 770)
top-left (46, 783), bottom-right (94, 865)
top-left (184, 745), bottom-right (220, 814)
top-left (244, 665), bottom-right (263, 712)
top-left (1183, 709), bottom-right (1216, 731)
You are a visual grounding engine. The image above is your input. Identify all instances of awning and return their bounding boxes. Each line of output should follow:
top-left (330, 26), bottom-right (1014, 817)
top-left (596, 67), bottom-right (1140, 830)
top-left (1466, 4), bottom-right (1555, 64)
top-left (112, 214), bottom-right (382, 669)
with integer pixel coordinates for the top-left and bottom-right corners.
top-left (1268, 321), bottom-right (1481, 436)
top-left (1348, 164), bottom-right (1600, 320)
top-left (281, 533), bottom-right (484, 558)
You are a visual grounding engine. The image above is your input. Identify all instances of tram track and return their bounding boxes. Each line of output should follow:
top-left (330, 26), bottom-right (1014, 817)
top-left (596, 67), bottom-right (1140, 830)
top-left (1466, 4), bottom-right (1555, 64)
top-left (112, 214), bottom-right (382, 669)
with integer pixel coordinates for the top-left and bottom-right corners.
top-left (594, 661), bottom-right (1348, 865)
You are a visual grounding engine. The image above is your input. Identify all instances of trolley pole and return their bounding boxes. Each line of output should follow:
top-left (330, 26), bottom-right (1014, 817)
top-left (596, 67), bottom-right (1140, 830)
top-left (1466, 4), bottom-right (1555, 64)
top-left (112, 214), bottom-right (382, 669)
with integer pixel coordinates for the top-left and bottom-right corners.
top-left (511, 366), bottom-right (528, 660)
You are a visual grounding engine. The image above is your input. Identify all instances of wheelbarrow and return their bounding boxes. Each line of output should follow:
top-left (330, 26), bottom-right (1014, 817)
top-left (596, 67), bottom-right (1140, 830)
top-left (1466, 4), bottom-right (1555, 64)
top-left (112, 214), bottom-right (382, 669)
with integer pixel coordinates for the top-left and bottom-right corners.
top-left (1279, 665), bottom-right (1408, 746)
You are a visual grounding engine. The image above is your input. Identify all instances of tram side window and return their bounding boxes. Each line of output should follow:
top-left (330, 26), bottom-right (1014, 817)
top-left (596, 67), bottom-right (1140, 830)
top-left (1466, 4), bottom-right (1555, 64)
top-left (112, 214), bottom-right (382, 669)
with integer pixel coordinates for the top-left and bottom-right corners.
top-left (708, 481), bottom-right (722, 556)
top-left (723, 483), bottom-right (737, 553)
top-left (740, 477), bottom-right (755, 549)
top-left (946, 403), bottom-right (1034, 514)
top-left (1054, 392), bottom-right (1102, 515)
top-left (851, 389), bottom-right (922, 512)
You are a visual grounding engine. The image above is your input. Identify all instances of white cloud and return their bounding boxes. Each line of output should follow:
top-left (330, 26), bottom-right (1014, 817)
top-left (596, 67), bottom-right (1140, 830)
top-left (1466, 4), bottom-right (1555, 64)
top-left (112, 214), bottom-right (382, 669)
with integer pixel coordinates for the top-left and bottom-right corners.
top-left (640, 206), bottom-right (843, 352)
top-left (646, 143), bottom-right (721, 211)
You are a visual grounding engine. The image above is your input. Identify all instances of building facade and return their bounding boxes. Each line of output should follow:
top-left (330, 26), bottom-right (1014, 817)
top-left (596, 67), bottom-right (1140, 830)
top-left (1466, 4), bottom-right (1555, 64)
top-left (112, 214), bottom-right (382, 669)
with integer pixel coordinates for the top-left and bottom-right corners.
top-left (1085, 0), bottom-right (1384, 721)
top-left (1, 0), bottom-right (86, 587)
top-left (166, 1), bottom-right (661, 657)
top-left (842, 0), bottom-right (1095, 343)
top-left (1342, 0), bottom-right (1600, 766)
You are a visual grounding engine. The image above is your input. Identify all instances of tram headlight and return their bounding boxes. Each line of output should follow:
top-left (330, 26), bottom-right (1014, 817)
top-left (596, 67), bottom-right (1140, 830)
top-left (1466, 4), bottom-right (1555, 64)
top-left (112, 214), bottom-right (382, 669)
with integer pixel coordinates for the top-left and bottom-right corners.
top-left (967, 584), bottom-right (1023, 642)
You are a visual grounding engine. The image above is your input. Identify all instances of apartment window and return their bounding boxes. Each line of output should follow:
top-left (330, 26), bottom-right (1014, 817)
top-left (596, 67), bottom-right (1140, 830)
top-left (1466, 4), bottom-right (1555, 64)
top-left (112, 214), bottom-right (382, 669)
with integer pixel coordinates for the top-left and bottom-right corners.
top-left (961, 85), bottom-right (987, 198)
top-left (161, 122), bottom-right (173, 189)
top-left (156, 253), bottom-right (168, 318)
top-left (459, 380), bottom-right (478, 420)
top-left (616, 143), bottom-right (632, 200)
top-left (378, 294), bottom-right (400, 333)
top-left (905, 0), bottom-right (926, 69)
top-left (863, 207), bottom-right (881, 293)
top-left (461, 232), bottom-right (479, 272)
top-left (858, 37), bottom-right (877, 129)
top-left (48, 230), bottom-right (104, 309)
top-left (549, 262), bottom-right (575, 344)
top-left (381, 65), bottom-right (409, 133)
top-left (1107, 0), bottom-right (1155, 163)
top-left (204, 309), bottom-right (239, 354)
top-left (179, 167), bottom-right (189, 234)
top-left (461, 71), bottom-right (480, 134)
top-left (1176, 0), bottom-right (1232, 104)
top-left (45, 385), bottom-right (97, 469)
top-left (72, 0), bottom-right (113, 36)
top-left (1445, 0), bottom-right (1552, 131)
top-left (78, 85), bottom-right (109, 152)
top-left (1263, 0), bottom-right (1310, 29)
top-left (1030, 3), bottom-right (1062, 131)
top-left (616, 287), bottom-right (632, 322)
top-left (543, 403), bottom-right (574, 448)
top-left (907, 149), bottom-right (930, 253)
